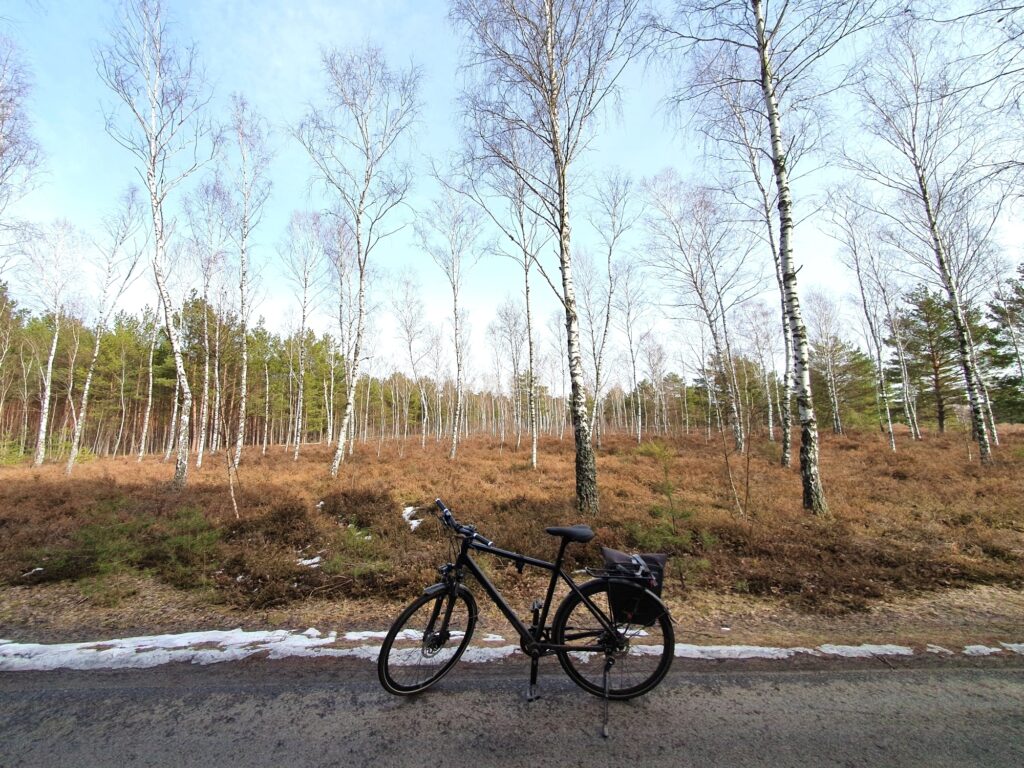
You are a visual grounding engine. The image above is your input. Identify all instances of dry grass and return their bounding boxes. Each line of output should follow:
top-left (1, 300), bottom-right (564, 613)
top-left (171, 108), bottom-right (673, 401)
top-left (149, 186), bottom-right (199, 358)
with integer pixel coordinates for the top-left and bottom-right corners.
top-left (0, 427), bottom-right (1021, 634)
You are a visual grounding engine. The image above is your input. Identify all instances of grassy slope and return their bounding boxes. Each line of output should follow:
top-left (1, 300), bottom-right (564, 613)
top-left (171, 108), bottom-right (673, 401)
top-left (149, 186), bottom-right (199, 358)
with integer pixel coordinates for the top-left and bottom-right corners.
top-left (0, 427), bottom-right (1021, 639)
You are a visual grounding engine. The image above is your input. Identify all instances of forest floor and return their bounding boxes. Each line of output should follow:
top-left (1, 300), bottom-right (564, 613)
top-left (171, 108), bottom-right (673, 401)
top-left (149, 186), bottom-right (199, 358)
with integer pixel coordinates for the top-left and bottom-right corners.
top-left (0, 428), bottom-right (1022, 647)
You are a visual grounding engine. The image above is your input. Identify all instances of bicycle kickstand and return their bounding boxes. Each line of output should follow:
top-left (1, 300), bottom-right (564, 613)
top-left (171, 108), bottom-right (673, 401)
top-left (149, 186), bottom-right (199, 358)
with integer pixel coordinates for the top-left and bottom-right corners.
top-left (527, 654), bottom-right (541, 701)
top-left (601, 655), bottom-right (615, 738)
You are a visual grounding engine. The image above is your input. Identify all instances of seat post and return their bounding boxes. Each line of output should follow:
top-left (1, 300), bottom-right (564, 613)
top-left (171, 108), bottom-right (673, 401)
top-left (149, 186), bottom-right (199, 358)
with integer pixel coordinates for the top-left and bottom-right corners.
top-left (536, 536), bottom-right (570, 637)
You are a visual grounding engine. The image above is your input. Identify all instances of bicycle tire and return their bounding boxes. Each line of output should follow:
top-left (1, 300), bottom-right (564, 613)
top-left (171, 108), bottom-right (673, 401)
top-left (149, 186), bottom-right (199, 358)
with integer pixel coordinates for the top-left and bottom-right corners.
top-left (551, 578), bottom-right (673, 700)
top-left (378, 585), bottom-right (477, 695)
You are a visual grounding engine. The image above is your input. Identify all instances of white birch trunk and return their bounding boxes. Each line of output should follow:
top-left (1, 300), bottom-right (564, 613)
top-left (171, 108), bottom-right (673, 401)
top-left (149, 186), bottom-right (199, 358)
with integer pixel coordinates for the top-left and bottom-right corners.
top-left (32, 312), bottom-right (60, 467)
top-left (331, 269), bottom-right (366, 477)
top-left (66, 322), bottom-right (105, 474)
top-left (137, 326), bottom-right (156, 461)
top-left (754, 0), bottom-right (827, 514)
top-left (196, 296), bottom-right (211, 468)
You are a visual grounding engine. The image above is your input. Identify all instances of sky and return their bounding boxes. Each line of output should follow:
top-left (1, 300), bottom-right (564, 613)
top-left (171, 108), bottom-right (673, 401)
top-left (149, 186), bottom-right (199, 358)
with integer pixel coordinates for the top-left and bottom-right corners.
top-left (5, 0), bottom-right (1020, 391)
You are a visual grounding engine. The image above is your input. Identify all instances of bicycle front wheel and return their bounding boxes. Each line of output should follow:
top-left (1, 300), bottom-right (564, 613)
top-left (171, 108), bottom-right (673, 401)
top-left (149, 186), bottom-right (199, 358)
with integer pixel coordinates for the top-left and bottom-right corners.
top-left (378, 585), bottom-right (477, 695)
top-left (552, 579), bottom-right (673, 700)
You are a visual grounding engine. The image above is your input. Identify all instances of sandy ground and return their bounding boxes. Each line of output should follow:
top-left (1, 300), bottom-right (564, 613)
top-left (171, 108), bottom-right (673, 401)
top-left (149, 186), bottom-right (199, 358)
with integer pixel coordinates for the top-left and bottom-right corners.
top-left (2, 576), bottom-right (1022, 648)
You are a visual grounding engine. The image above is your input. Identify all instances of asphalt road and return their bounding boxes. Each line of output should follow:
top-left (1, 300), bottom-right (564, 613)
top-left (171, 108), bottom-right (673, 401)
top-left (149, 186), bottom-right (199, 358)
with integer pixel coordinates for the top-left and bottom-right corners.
top-left (1, 656), bottom-right (1022, 768)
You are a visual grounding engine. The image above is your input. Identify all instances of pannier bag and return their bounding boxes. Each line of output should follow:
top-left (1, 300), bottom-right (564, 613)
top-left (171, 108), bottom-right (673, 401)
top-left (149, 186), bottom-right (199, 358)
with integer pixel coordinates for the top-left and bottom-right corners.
top-left (600, 546), bottom-right (669, 626)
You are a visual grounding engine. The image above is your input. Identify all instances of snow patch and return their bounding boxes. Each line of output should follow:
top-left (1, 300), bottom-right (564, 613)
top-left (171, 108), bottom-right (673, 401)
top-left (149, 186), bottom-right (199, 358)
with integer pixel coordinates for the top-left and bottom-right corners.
top-left (401, 506), bottom-right (424, 532)
top-left (344, 630), bottom-right (389, 641)
top-left (675, 644), bottom-right (812, 660)
top-left (0, 629), bottom-right (343, 672)
top-left (297, 556), bottom-right (322, 568)
top-left (462, 645), bottom-right (519, 663)
top-left (2, 630), bottom-right (1021, 672)
top-left (817, 644), bottom-right (914, 658)
top-left (963, 645), bottom-right (1003, 656)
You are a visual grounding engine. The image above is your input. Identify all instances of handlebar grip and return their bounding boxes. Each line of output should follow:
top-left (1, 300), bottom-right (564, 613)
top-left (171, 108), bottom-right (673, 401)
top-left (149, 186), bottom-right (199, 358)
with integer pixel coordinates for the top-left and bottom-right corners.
top-left (435, 498), bottom-right (449, 514)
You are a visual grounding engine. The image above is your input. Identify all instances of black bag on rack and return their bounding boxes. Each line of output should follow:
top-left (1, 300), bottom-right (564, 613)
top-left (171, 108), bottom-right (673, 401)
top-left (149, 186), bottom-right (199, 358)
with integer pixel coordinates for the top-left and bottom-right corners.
top-left (601, 546), bottom-right (669, 626)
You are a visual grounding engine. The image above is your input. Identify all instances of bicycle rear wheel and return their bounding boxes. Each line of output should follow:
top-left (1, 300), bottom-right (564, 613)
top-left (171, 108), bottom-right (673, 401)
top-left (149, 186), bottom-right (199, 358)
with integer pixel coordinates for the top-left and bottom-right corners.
top-left (378, 585), bottom-right (477, 695)
top-left (552, 579), bottom-right (673, 700)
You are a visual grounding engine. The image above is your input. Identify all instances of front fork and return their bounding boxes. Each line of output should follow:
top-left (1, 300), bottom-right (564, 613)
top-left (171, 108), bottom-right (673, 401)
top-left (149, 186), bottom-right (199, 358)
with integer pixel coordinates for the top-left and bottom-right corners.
top-left (424, 564), bottom-right (461, 649)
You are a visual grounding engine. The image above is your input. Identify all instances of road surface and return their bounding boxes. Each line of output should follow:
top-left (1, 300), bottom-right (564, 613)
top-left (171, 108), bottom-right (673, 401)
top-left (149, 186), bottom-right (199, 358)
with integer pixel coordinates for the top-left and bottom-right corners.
top-left (1, 656), bottom-right (1022, 767)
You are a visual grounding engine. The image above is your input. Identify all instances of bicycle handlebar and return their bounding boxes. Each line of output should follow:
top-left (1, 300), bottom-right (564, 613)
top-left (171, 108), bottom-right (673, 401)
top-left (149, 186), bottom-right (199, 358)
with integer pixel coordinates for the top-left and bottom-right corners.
top-left (434, 498), bottom-right (493, 546)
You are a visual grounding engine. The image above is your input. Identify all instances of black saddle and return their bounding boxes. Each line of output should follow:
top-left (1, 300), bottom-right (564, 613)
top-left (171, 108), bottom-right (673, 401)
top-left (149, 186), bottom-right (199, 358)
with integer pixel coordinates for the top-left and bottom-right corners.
top-left (545, 525), bottom-right (595, 543)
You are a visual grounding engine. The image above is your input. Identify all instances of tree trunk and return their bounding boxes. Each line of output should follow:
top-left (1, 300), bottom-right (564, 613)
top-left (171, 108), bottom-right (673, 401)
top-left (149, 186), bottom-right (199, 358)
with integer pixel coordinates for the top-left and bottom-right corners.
top-left (754, 0), bottom-right (828, 514)
top-left (196, 296), bottom-right (211, 468)
top-left (112, 351), bottom-right (127, 455)
top-left (210, 310), bottom-right (222, 454)
top-left (152, 206), bottom-right (192, 488)
top-left (234, 243), bottom-right (249, 467)
top-left (262, 357), bottom-right (270, 455)
top-left (294, 324), bottom-right (306, 461)
top-left (556, 180), bottom-right (598, 514)
top-left (164, 375), bottom-right (179, 461)
top-left (524, 260), bottom-right (538, 469)
top-left (331, 258), bottom-right (366, 477)
top-left (914, 163), bottom-right (991, 463)
top-left (137, 327), bottom-right (156, 461)
top-left (67, 319), bottom-right (104, 475)
top-left (32, 312), bottom-right (60, 467)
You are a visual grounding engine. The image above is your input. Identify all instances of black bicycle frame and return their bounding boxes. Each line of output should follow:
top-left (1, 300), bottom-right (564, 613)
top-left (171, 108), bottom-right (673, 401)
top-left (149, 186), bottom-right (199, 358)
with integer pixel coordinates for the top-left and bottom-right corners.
top-left (451, 534), bottom-right (618, 653)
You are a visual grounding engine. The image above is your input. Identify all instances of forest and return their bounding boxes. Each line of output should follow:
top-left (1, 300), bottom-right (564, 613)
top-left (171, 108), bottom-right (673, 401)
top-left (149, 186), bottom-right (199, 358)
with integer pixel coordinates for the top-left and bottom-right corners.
top-left (0, 0), bottom-right (1022, 543)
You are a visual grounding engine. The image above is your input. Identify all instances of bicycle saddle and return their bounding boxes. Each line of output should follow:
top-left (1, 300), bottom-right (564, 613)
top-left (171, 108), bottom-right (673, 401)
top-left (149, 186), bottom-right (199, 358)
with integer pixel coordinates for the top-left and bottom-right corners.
top-left (545, 525), bottom-right (595, 543)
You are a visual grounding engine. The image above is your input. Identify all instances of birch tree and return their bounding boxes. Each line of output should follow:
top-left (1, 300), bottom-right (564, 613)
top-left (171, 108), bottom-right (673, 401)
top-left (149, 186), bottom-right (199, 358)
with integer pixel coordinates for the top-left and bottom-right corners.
top-left (136, 312), bottom-right (157, 460)
top-left (686, 63), bottom-right (811, 466)
top-left (392, 270), bottom-right (431, 448)
top-left (449, 131), bottom-right (549, 469)
top-left (655, 0), bottom-right (893, 512)
top-left (184, 175), bottom-right (229, 468)
top-left (644, 172), bottom-right (759, 453)
top-left (615, 259), bottom-right (650, 444)
top-left (805, 290), bottom-right (846, 435)
top-left (848, 18), bottom-right (1000, 463)
top-left (227, 94), bottom-right (271, 468)
top-left (575, 249), bottom-right (617, 447)
top-left (282, 211), bottom-right (326, 460)
top-left (417, 187), bottom-right (483, 460)
top-left (585, 169), bottom-right (636, 446)
top-left (827, 192), bottom-right (898, 449)
top-left (98, 0), bottom-right (217, 488)
top-left (66, 189), bottom-right (144, 474)
top-left (451, 0), bottom-right (644, 514)
top-left (295, 44), bottom-right (419, 477)
top-left (23, 221), bottom-right (78, 466)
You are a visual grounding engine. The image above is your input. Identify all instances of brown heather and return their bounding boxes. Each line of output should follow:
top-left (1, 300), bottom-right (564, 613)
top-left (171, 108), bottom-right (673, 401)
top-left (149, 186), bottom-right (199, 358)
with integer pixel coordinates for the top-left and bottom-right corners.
top-left (0, 428), bottom-right (1021, 625)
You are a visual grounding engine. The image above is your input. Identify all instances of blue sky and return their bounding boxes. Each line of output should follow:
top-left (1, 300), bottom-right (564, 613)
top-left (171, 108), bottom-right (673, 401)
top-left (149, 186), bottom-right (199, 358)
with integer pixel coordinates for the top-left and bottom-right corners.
top-left (11, 0), bottom-right (1002, 389)
top-left (6, 0), bottom-right (702, 385)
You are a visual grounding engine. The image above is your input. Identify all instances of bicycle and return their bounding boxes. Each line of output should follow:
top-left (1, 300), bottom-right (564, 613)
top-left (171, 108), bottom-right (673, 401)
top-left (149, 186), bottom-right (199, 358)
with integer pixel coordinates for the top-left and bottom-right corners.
top-left (377, 499), bottom-right (674, 736)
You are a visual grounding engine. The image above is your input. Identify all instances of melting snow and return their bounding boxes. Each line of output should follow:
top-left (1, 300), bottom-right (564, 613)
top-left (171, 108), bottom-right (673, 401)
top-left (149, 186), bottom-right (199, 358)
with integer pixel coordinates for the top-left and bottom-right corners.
top-left (401, 506), bottom-right (423, 531)
top-left (963, 645), bottom-right (1004, 656)
top-left (1, 630), bottom-right (1021, 672)
top-left (344, 630), bottom-right (389, 641)
top-left (817, 644), bottom-right (914, 658)
top-left (674, 644), bottom-right (813, 660)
